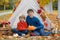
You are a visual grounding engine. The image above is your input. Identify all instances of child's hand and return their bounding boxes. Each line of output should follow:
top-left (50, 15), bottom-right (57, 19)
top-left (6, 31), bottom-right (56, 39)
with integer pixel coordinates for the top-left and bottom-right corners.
top-left (28, 26), bottom-right (36, 31)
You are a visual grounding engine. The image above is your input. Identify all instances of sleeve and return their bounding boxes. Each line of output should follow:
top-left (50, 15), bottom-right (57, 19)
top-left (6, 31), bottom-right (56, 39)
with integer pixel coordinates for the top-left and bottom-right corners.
top-left (35, 18), bottom-right (44, 29)
top-left (25, 22), bottom-right (28, 28)
top-left (26, 17), bottom-right (29, 26)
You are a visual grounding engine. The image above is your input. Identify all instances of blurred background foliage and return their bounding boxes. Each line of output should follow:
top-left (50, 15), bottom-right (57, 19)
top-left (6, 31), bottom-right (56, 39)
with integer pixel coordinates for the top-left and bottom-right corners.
top-left (0, 0), bottom-right (58, 10)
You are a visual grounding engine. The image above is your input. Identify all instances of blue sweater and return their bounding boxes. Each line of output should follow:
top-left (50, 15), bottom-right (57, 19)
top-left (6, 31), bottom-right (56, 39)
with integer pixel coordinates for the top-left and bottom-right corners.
top-left (26, 16), bottom-right (44, 29)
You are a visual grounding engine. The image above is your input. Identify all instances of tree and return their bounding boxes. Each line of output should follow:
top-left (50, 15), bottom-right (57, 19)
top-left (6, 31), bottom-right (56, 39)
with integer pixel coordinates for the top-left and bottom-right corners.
top-left (53, 0), bottom-right (58, 10)
top-left (38, 0), bottom-right (50, 7)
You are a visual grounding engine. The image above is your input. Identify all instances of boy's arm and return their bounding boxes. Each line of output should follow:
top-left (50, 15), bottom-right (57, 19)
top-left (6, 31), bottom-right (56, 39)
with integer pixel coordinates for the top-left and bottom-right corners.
top-left (35, 18), bottom-right (44, 29)
top-left (26, 17), bottom-right (29, 26)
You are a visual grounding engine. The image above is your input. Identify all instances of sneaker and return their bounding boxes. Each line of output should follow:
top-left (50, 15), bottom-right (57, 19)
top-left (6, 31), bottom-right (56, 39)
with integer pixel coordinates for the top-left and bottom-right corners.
top-left (13, 33), bottom-right (19, 37)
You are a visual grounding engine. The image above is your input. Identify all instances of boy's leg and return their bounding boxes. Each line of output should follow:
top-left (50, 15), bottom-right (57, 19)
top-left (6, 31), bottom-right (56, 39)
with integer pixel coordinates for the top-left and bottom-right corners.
top-left (39, 28), bottom-right (51, 36)
top-left (22, 30), bottom-right (28, 34)
top-left (39, 28), bottom-right (45, 36)
top-left (12, 29), bottom-right (18, 33)
top-left (31, 31), bottom-right (40, 36)
top-left (30, 29), bottom-right (40, 36)
top-left (44, 31), bottom-right (51, 36)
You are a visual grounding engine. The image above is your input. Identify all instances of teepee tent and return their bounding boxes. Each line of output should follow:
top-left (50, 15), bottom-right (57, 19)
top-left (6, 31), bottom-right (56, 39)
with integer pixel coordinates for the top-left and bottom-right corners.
top-left (9, 0), bottom-right (54, 30)
top-left (9, 0), bottom-right (41, 28)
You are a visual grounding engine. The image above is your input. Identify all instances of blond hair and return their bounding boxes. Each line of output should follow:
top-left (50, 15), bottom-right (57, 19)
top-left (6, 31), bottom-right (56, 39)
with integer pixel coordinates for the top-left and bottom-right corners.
top-left (19, 15), bottom-right (25, 19)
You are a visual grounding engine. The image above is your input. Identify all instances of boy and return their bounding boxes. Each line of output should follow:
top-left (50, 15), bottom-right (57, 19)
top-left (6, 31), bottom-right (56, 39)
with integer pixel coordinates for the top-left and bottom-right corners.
top-left (26, 9), bottom-right (51, 36)
top-left (12, 15), bottom-right (28, 36)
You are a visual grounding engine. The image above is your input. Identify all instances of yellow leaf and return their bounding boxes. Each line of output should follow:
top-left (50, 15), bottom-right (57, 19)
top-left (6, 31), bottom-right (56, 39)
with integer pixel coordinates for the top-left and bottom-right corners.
top-left (38, 0), bottom-right (50, 7)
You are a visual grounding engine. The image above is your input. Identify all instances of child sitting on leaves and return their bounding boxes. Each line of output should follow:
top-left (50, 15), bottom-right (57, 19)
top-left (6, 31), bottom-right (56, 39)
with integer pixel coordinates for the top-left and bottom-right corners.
top-left (12, 15), bottom-right (28, 37)
top-left (26, 9), bottom-right (51, 36)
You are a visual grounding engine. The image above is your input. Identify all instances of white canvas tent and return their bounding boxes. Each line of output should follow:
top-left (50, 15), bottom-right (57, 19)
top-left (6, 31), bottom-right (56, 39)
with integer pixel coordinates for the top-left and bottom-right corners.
top-left (9, 0), bottom-right (41, 28)
top-left (9, 0), bottom-right (54, 30)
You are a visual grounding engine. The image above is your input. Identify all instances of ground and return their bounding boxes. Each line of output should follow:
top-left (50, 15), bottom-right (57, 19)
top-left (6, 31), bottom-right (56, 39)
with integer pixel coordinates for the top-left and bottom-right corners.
top-left (0, 36), bottom-right (60, 40)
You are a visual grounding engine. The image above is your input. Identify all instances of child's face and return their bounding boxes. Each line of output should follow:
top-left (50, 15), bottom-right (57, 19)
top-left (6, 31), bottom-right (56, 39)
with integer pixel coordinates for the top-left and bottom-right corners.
top-left (19, 18), bottom-right (25, 22)
top-left (28, 11), bottom-right (34, 18)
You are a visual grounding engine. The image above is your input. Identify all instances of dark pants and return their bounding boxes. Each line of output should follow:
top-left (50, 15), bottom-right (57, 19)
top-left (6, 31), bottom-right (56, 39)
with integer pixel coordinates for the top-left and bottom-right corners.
top-left (39, 28), bottom-right (51, 36)
top-left (12, 29), bottom-right (28, 36)
top-left (31, 27), bottom-right (51, 36)
top-left (12, 28), bottom-right (51, 36)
